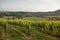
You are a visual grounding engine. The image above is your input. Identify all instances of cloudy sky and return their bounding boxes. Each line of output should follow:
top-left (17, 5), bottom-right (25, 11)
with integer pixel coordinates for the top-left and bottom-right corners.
top-left (0, 0), bottom-right (60, 12)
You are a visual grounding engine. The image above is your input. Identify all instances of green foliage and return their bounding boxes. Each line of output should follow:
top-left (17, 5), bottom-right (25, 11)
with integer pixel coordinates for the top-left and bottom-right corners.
top-left (0, 19), bottom-right (60, 40)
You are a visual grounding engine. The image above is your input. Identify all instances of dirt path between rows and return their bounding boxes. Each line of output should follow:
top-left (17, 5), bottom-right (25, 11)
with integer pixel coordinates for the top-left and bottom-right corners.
top-left (0, 26), bottom-right (9, 40)
top-left (8, 24), bottom-right (33, 40)
top-left (33, 30), bottom-right (60, 40)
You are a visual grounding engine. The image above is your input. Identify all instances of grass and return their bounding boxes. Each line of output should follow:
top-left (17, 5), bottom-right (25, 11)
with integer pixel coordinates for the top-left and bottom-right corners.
top-left (7, 26), bottom-right (27, 40)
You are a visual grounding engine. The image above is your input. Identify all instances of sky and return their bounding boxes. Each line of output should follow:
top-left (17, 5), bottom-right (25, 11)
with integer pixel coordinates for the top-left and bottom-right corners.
top-left (0, 0), bottom-right (60, 12)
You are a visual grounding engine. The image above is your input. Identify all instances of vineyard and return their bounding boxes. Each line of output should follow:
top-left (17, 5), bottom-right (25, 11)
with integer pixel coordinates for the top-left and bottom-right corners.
top-left (0, 19), bottom-right (60, 40)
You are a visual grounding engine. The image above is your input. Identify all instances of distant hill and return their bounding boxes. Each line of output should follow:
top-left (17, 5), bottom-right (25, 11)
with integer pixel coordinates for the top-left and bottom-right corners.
top-left (0, 9), bottom-right (60, 18)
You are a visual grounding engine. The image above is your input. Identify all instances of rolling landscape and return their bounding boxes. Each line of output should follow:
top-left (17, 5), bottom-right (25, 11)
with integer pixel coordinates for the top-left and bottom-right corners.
top-left (0, 0), bottom-right (60, 40)
top-left (0, 10), bottom-right (60, 40)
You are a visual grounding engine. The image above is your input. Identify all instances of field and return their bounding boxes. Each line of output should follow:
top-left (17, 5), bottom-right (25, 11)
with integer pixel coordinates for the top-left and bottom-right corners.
top-left (0, 18), bottom-right (60, 40)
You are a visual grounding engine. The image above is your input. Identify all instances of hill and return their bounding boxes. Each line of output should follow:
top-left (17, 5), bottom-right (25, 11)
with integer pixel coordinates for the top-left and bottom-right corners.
top-left (0, 9), bottom-right (60, 18)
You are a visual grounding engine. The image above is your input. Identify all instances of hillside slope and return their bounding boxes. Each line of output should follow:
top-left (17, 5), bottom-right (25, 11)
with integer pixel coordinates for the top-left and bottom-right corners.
top-left (0, 9), bottom-right (60, 18)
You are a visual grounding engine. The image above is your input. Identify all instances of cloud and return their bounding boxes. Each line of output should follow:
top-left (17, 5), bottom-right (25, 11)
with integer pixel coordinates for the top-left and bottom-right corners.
top-left (0, 0), bottom-right (60, 11)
